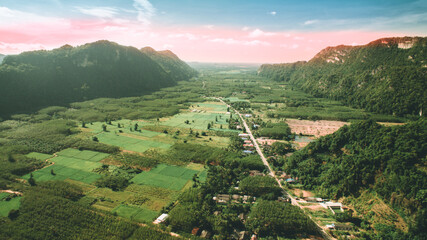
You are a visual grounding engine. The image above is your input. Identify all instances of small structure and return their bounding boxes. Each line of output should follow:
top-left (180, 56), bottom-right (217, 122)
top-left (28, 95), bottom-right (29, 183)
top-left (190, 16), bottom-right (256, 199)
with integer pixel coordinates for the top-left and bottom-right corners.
top-left (191, 227), bottom-right (200, 236)
top-left (243, 150), bottom-right (253, 154)
top-left (326, 223), bottom-right (353, 231)
top-left (200, 230), bottom-right (211, 238)
top-left (153, 213), bottom-right (168, 224)
top-left (323, 202), bottom-right (344, 214)
top-left (305, 197), bottom-right (323, 203)
top-left (244, 114), bottom-right (252, 118)
top-left (249, 170), bottom-right (264, 176)
top-left (239, 133), bottom-right (250, 137)
top-left (244, 140), bottom-right (252, 143)
top-left (285, 178), bottom-right (296, 183)
top-left (236, 125), bottom-right (243, 130)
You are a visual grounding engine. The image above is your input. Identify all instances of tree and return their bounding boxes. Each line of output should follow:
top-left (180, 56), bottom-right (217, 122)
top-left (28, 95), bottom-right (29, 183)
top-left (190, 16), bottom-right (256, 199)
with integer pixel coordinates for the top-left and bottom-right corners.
top-left (28, 173), bottom-right (36, 186)
top-left (207, 123), bottom-right (211, 129)
top-left (50, 169), bottom-right (56, 175)
top-left (102, 124), bottom-right (107, 132)
top-left (81, 121), bottom-right (86, 128)
top-left (134, 123), bottom-right (138, 131)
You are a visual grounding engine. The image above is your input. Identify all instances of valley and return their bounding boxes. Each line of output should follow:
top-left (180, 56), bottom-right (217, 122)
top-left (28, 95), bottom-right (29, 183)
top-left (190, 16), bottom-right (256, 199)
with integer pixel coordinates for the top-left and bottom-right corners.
top-left (0, 39), bottom-right (425, 240)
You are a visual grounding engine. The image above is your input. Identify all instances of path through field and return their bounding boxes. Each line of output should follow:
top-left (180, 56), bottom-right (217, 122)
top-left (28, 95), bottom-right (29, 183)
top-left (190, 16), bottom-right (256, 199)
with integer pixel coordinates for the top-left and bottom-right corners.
top-left (216, 97), bottom-right (334, 240)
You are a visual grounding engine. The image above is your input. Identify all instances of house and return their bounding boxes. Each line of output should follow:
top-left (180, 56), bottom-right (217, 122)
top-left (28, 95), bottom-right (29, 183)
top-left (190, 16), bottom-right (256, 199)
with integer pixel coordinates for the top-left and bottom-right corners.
top-left (323, 202), bottom-right (344, 214)
top-left (249, 170), bottom-right (264, 176)
top-left (191, 227), bottom-right (200, 236)
top-left (244, 114), bottom-right (252, 118)
top-left (285, 178), bottom-right (296, 183)
top-left (153, 213), bottom-right (169, 224)
top-left (200, 230), bottom-right (211, 238)
top-left (244, 140), bottom-right (252, 143)
top-left (326, 223), bottom-right (353, 231)
top-left (305, 197), bottom-right (323, 203)
top-left (239, 133), bottom-right (250, 137)
top-left (243, 150), bottom-right (253, 154)
top-left (236, 125), bottom-right (243, 130)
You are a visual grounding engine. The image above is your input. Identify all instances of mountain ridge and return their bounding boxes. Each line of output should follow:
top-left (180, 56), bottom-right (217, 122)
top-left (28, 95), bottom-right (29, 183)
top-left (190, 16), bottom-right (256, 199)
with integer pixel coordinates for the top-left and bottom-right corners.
top-left (0, 40), bottom-right (196, 117)
top-left (258, 36), bottom-right (427, 116)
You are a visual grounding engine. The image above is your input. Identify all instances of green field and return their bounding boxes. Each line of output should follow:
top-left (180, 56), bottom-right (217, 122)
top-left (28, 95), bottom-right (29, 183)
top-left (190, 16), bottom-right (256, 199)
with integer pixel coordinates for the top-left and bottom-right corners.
top-left (95, 132), bottom-right (171, 153)
top-left (25, 152), bottom-right (53, 161)
top-left (160, 112), bottom-right (230, 130)
top-left (22, 149), bottom-right (109, 184)
top-left (131, 164), bottom-right (201, 191)
top-left (0, 194), bottom-right (21, 217)
top-left (87, 120), bottom-right (161, 138)
top-left (112, 204), bottom-right (159, 223)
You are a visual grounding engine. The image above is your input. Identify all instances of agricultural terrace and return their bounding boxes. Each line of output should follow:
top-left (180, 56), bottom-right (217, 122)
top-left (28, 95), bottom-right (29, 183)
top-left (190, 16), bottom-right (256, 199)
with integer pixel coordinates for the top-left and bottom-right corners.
top-left (22, 148), bottom-right (109, 184)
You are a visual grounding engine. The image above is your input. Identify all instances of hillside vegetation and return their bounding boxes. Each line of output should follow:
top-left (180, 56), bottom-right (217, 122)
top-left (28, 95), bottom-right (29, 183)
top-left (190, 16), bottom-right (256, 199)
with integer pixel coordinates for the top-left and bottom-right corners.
top-left (259, 37), bottom-right (427, 117)
top-left (284, 119), bottom-right (427, 239)
top-left (0, 41), bottom-right (196, 117)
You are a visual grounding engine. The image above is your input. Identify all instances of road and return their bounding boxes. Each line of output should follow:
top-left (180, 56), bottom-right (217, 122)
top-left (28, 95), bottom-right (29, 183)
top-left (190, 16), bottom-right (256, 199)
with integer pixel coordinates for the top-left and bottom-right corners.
top-left (217, 97), bottom-right (334, 240)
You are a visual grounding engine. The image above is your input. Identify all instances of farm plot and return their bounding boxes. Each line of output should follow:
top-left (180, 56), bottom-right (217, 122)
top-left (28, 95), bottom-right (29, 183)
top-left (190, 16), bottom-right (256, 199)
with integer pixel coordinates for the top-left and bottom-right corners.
top-left (131, 164), bottom-right (201, 191)
top-left (0, 194), bottom-right (21, 217)
top-left (22, 149), bottom-right (108, 184)
top-left (25, 152), bottom-right (53, 161)
top-left (87, 120), bottom-right (161, 138)
top-left (112, 204), bottom-right (159, 223)
top-left (160, 112), bottom-right (230, 130)
top-left (95, 132), bottom-right (171, 153)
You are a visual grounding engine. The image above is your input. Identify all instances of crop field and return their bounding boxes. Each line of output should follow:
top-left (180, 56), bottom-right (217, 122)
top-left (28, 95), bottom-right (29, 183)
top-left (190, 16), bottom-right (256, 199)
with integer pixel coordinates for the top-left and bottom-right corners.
top-left (131, 164), bottom-right (202, 191)
top-left (160, 112), bottom-right (230, 130)
top-left (95, 132), bottom-right (171, 153)
top-left (0, 194), bottom-right (21, 217)
top-left (223, 97), bottom-right (249, 103)
top-left (87, 120), bottom-right (161, 138)
top-left (25, 152), bottom-right (53, 161)
top-left (112, 204), bottom-right (158, 223)
top-left (22, 148), bottom-right (108, 184)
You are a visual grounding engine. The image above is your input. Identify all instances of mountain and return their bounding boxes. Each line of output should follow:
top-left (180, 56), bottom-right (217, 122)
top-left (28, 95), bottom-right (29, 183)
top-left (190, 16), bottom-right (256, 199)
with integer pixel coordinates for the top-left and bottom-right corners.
top-left (0, 41), bottom-right (195, 116)
top-left (259, 37), bottom-right (427, 116)
top-left (140, 47), bottom-right (197, 81)
top-left (0, 54), bottom-right (5, 64)
top-left (285, 119), bottom-right (426, 238)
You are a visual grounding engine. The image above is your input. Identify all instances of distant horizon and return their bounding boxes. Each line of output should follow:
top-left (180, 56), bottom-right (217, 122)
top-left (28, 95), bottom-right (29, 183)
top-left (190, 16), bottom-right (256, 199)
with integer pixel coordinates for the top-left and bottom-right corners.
top-left (1, 0), bottom-right (426, 63)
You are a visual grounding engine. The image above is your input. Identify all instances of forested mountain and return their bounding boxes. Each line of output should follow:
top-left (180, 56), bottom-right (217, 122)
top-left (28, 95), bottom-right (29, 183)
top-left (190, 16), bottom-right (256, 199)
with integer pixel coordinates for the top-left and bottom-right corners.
top-left (0, 54), bottom-right (5, 64)
top-left (259, 37), bottom-right (427, 116)
top-left (140, 47), bottom-right (197, 81)
top-left (284, 119), bottom-right (427, 239)
top-left (0, 41), bottom-right (196, 117)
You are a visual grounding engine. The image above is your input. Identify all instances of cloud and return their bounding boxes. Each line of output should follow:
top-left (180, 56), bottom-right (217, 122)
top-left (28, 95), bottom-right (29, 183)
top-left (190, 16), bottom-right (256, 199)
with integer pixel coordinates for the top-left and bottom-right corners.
top-left (248, 28), bottom-right (276, 38)
top-left (76, 7), bottom-right (118, 18)
top-left (133, 0), bottom-right (156, 25)
top-left (0, 7), bottom-right (63, 26)
top-left (304, 19), bottom-right (319, 25)
top-left (209, 38), bottom-right (270, 46)
top-left (162, 44), bottom-right (173, 49)
top-left (242, 26), bottom-right (250, 31)
top-left (204, 25), bottom-right (215, 30)
top-left (270, 11), bottom-right (277, 16)
top-left (168, 33), bottom-right (198, 40)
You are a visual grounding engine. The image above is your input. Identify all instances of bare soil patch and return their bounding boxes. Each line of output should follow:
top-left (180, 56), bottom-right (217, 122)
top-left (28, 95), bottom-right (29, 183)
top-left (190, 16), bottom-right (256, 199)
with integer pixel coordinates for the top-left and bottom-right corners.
top-left (286, 119), bottom-right (348, 137)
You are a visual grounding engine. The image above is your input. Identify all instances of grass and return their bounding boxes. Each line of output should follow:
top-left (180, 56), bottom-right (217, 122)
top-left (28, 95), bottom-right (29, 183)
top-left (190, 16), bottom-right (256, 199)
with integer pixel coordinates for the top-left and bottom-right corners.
top-left (0, 195), bottom-right (21, 217)
top-left (131, 164), bottom-right (205, 191)
top-left (95, 132), bottom-right (171, 153)
top-left (22, 148), bottom-right (108, 184)
top-left (25, 152), bottom-right (53, 161)
top-left (112, 204), bottom-right (158, 223)
top-left (56, 148), bottom-right (109, 162)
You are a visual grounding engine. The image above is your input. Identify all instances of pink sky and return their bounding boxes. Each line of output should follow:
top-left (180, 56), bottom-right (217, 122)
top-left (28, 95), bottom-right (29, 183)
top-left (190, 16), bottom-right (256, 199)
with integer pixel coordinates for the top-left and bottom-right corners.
top-left (0, 17), bottom-right (408, 63)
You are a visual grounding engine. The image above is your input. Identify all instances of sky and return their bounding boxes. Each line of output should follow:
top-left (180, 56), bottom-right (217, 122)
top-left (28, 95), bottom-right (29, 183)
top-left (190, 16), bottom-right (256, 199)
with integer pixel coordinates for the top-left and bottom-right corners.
top-left (0, 0), bottom-right (426, 63)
